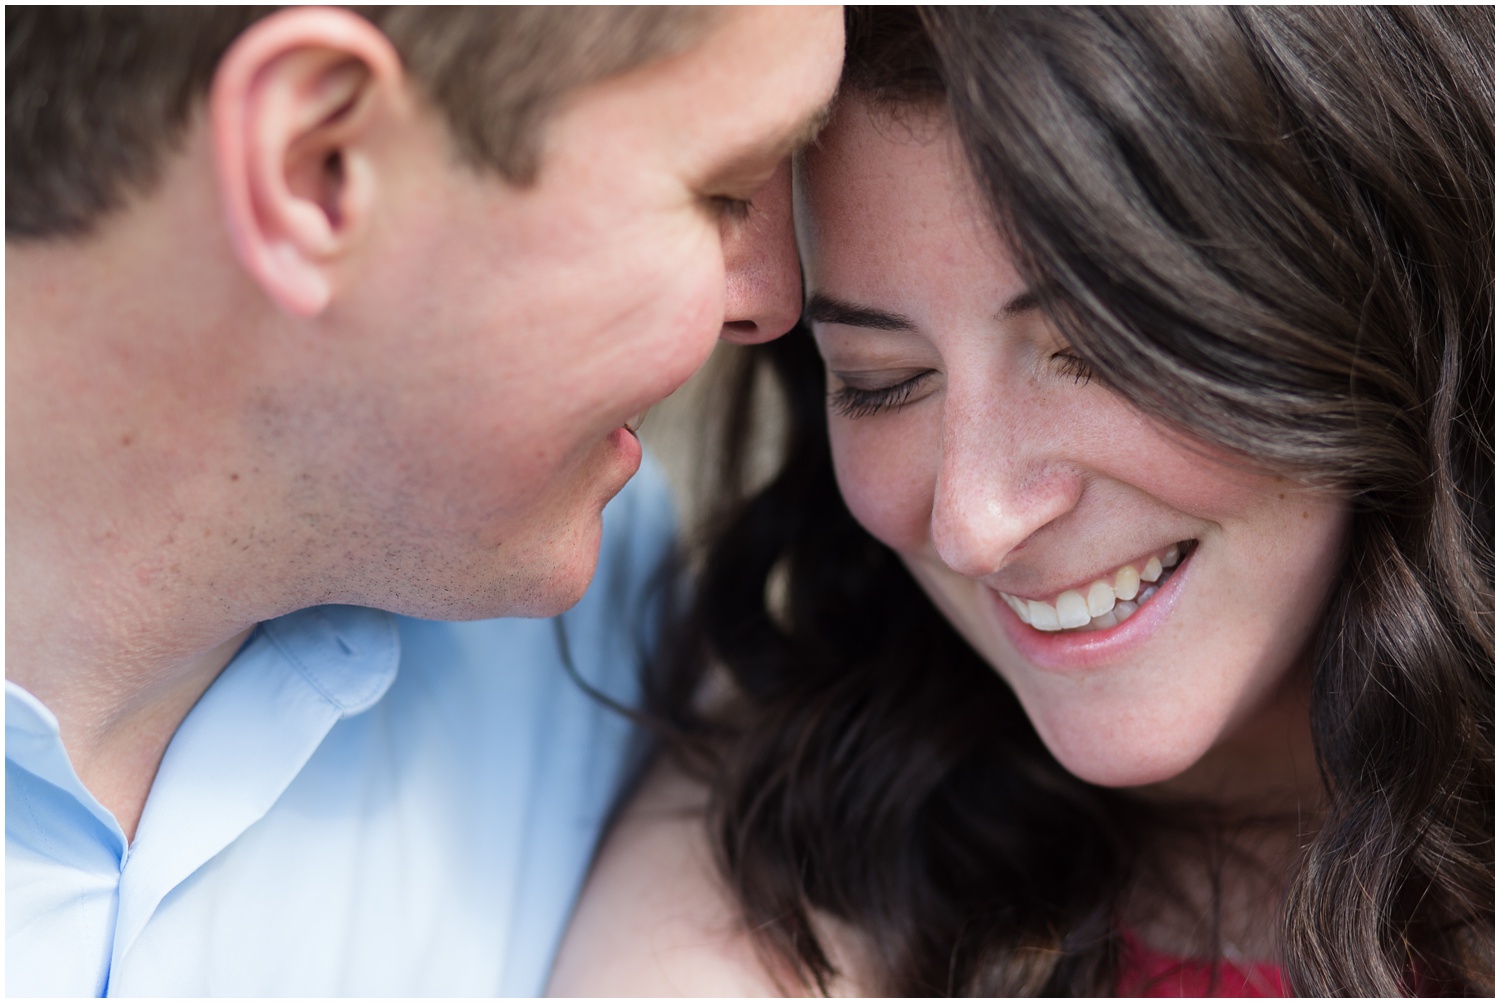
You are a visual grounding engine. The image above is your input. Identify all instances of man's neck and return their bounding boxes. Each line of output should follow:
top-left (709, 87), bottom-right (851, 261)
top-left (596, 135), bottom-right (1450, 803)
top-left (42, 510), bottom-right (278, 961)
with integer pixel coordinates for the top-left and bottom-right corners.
top-left (9, 630), bottom-right (254, 842)
top-left (6, 186), bottom-right (282, 841)
top-left (5, 323), bottom-right (262, 839)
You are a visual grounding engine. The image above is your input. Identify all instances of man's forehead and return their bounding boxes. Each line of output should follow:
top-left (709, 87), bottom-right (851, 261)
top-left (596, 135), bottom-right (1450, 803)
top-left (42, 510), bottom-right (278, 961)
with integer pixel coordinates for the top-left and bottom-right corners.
top-left (678, 9), bottom-right (843, 174)
top-left (702, 98), bottom-right (836, 184)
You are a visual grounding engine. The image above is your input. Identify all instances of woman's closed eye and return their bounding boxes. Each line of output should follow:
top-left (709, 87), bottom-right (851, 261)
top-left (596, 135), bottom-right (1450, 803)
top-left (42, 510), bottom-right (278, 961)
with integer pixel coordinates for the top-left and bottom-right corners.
top-left (1050, 350), bottom-right (1095, 386)
top-left (828, 369), bottom-right (935, 418)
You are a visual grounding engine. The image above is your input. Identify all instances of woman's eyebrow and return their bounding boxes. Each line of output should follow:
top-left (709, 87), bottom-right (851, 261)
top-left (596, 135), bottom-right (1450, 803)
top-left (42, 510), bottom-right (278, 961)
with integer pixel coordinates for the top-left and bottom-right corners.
top-left (803, 294), bottom-right (916, 331)
top-left (997, 289), bottom-right (1039, 319)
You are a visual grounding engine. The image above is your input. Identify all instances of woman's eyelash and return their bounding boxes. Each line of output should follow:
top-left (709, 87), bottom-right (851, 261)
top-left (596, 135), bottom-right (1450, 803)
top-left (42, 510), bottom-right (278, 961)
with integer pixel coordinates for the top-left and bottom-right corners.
top-left (829, 373), bottom-right (930, 418)
top-left (830, 354), bottom-right (1089, 419)
top-left (1052, 350), bottom-right (1095, 386)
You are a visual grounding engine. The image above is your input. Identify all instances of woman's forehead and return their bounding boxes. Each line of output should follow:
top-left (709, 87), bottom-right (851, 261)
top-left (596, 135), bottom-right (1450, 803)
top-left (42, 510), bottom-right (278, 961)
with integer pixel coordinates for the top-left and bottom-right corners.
top-left (797, 97), bottom-right (1009, 296)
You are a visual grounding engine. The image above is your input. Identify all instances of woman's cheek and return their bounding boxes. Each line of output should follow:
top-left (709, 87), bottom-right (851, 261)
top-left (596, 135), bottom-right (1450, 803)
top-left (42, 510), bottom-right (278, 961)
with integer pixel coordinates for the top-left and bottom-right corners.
top-left (828, 415), bottom-right (939, 556)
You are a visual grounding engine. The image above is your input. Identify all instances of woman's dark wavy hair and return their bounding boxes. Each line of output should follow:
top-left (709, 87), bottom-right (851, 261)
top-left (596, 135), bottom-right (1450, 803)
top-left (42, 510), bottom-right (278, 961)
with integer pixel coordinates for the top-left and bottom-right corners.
top-left (651, 6), bottom-right (1493, 995)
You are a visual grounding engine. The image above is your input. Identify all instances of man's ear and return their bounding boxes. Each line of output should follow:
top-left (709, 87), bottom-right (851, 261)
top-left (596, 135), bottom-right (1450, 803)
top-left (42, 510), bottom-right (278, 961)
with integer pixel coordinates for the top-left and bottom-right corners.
top-left (210, 8), bottom-right (408, 318)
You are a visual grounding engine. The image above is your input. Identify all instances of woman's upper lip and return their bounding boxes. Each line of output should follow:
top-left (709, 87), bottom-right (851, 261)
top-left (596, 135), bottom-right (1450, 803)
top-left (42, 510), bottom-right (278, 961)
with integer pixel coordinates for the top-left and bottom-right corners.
top-left (983, 541), bottom-right (1189, 603)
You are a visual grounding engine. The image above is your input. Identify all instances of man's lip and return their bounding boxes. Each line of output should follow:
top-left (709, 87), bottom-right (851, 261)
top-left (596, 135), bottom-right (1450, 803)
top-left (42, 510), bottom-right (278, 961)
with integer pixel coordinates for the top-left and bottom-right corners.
top-left (608, 425), bottom-right (644, 473)
top-left (623, 407), bottom-right (650, 434)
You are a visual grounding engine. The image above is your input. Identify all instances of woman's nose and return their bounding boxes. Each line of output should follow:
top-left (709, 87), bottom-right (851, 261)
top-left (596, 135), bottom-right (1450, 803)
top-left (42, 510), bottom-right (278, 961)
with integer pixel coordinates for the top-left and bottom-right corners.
top-left (929, 394), bottom-right (1082, 578)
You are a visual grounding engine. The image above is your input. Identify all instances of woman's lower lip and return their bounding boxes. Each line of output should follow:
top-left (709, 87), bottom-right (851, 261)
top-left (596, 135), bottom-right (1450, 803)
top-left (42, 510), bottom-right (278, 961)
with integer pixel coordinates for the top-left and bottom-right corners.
top-left (989, 546), bottom-right (1194, 672)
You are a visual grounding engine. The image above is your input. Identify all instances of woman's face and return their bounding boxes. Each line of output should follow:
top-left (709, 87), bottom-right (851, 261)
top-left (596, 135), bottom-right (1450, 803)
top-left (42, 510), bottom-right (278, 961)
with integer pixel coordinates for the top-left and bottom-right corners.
top-left (797, 96), bottom-right (1350, 789)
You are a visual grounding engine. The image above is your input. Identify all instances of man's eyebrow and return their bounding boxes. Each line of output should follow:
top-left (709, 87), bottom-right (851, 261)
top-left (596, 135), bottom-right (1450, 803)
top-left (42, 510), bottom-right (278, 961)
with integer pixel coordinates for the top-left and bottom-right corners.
top-left (804, 294), bottom-right (916, 332)
top-left (784, 98), bottom-right (835, 156)
top-left (706, 100), bottom-right (836, 183)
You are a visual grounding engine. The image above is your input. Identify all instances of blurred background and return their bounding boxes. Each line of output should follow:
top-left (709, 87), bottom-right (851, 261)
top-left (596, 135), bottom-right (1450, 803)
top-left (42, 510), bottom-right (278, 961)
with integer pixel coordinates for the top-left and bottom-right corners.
top-left (636, 342), bottom-right (788, 538)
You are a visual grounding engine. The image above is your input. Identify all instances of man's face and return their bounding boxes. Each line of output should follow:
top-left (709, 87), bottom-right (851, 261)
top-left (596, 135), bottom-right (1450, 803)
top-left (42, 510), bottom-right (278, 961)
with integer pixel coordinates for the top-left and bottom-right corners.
top-left (267, 7), bottom-right (843, 619)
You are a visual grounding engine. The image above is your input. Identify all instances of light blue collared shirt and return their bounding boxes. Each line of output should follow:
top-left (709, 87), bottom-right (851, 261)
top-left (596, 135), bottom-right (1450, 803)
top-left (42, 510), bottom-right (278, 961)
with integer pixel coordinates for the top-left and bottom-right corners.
top-left (7, 459), bottom-right (675, 996)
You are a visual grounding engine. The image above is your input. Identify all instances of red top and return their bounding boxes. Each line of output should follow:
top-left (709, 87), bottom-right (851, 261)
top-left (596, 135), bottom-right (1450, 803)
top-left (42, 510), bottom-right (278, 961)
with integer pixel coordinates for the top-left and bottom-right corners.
top-left (1116, 931), bottom-right (1287, 997)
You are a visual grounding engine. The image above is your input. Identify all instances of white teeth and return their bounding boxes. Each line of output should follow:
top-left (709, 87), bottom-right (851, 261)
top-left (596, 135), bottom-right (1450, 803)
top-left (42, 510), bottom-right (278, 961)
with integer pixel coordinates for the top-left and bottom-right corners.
top-left (1086, 580), bottom-right (1116, 617)
top-left (1028, 600), bottom-right (1061, 631)
top-left (995, 541), bottom-right (1190, 634)
top-left (1055, 590), bottom-right (1090, 629)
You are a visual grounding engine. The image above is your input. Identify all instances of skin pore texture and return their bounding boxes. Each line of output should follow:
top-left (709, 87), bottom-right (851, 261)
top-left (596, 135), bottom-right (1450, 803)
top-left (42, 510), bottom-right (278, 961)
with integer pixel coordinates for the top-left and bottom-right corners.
top-left (551, 93), bottom-right (1351, 992)
top-left (6, 5), bottom-right (844, 842)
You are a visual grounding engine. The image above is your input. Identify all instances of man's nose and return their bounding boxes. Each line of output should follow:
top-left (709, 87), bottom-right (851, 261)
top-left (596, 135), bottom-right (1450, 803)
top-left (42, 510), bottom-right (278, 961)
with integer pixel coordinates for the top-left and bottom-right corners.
top-left (929, 389), bottom-right (1082, 579)
top-left (719, 159), bottom-right (802, 344)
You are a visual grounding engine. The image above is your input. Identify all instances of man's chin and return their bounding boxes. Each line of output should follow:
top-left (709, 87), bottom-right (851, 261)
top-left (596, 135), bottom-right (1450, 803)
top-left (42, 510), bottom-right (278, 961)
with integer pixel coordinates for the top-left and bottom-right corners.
top-left (485, 515), bottom-right (608, 620)
top-left (351, 522), bottom-right (602, 622)
top-left (502, 563), bottom-right (599, 620)
top-left (489, 438), bottom-right (644, 619)
top-left (477, 551), bottom-right (602, 622)
top-left (390, 571), bottom-right (599, 623)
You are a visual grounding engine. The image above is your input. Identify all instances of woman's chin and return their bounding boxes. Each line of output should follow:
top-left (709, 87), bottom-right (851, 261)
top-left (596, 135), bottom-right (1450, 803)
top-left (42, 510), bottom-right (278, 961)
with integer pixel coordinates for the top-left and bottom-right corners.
top-left (1035, 721), bottom-right (1212, 791)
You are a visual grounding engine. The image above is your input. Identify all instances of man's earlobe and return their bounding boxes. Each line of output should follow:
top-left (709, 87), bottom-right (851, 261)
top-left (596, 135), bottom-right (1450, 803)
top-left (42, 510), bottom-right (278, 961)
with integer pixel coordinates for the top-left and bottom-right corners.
top-left (210, 8), bottom-right (406, 318)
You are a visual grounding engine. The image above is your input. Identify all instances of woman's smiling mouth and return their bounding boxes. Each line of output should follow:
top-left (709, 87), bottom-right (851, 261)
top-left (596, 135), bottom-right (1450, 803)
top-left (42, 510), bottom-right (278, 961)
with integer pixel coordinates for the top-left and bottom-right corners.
top-left (996, 541), bottom-right (1195, 633)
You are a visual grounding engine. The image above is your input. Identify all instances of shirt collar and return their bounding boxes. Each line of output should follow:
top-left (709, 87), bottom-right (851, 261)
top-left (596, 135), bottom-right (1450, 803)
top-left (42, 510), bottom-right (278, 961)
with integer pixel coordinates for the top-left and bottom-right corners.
top-left (8, 678), bottom-right (127, 847)
top-left (113, 605), bottom-right (400, 961)
top-left (255, 604), bottom-right (401, 716)
top-left (8, 605), bottom-right (402, 968)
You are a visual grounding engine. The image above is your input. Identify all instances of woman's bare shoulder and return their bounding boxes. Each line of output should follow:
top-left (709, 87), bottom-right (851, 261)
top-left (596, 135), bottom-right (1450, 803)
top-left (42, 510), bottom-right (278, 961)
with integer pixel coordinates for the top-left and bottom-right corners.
top-left (548, 758), bottom-right (877, 996)
top-left (546, 759), bottom-right (793, 996)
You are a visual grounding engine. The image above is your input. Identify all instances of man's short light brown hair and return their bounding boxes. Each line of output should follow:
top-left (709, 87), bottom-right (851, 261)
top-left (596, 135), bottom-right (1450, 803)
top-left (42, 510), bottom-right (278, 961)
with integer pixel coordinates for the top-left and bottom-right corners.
top-left (6, 6), bottom-right (714, 239)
